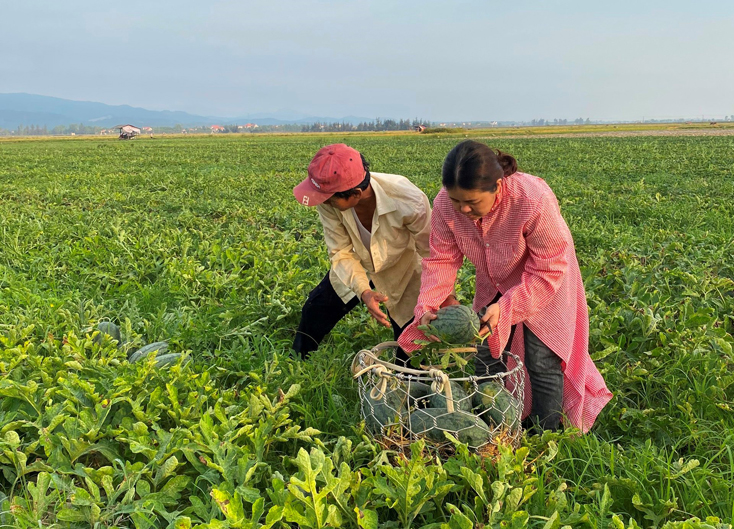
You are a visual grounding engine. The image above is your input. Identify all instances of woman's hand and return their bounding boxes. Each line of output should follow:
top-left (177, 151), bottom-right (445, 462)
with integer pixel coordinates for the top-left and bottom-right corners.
top-left (361, 290), bottom-right (391, 327)
top-left (419, 311), bottom-right (441, 342)
top-left (479, 303), bottom-right (500, 338)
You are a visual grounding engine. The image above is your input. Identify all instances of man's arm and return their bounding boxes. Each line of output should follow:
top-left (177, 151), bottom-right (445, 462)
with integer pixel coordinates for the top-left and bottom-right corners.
top-left (404, 191), bottom-right (432, 258)
top-left (317, 204), bottom-right (371, 298)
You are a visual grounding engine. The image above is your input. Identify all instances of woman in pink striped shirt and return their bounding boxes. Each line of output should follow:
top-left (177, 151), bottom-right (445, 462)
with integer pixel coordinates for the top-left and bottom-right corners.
top-left (398, 141), bottom-right (612, 433)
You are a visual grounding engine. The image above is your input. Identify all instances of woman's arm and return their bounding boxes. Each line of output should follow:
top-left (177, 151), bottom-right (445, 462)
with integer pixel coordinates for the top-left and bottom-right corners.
top-left (487, 191), bottom-right (570, 354)
top-left (398, 204), bottom-right (464, 352)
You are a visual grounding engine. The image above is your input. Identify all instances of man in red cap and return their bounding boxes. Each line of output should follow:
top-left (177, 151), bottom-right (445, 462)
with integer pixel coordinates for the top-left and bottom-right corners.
top-left (292, 143), bottom-right (432, 359)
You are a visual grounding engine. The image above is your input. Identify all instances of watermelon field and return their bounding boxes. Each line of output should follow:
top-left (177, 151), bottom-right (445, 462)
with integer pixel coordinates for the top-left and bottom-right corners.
top-left (1, 132), bottom-right (733, 528)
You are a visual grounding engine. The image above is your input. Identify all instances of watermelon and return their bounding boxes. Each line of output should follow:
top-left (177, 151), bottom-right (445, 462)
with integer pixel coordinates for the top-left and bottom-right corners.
top-left (471, 381), bottom-right (520, 430)
top-left (129, 341), bottom-right (169, 363)
top-left (406, 408), bottom-right (491, 447)
top-left (363, 381), bottom-right (406, 434)
top-left (404, 380), bottom-right (432, 409)
top-left (429, 305), bottom-right (480, 344)
top-left (428, 381), bottom-right (472, 412)
top-left (93, 322), bottom-right (122, 346)
top-left (153, 353), bottom-right (186, 368)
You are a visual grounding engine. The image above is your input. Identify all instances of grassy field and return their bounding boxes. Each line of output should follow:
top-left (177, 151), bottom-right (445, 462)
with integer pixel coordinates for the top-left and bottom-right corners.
top-left (1, 133), bottom-right (733, 528)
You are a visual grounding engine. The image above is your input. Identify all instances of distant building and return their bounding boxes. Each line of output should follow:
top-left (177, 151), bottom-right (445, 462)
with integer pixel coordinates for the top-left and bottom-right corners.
top-left (237, 123), bottom-right (259, 130)
top-left (414, 125), bottom-right (426, 132)
top-left (210, 125), bottom-right (225, 132)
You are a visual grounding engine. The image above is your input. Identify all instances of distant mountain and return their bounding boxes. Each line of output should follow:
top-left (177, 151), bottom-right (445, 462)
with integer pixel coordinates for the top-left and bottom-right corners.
top-left (0, 93), bottom-right (217, 129)
top-left (0, 93), bottom-right (374, 129)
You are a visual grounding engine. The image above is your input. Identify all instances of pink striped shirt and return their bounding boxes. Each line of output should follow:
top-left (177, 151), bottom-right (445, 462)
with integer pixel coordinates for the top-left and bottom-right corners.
top-left (398, 172), bottom-right (613, 433)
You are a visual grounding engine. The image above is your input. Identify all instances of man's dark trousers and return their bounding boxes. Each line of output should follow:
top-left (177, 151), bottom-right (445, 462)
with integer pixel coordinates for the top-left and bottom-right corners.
top-left (293, 272), bottom-right (413, 360)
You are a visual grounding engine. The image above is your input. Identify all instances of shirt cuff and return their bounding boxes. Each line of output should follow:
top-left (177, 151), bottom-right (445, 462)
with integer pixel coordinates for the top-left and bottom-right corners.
top-left (352, 276), bottom-right (372, 300)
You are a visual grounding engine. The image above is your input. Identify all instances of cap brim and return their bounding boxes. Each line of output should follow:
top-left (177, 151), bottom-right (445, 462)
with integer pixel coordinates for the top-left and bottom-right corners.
top-left (293, 178), bottom-right (333, 207)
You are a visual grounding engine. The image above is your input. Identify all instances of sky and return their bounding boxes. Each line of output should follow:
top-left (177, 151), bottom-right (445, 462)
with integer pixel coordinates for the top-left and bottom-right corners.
top-left (2, 0), bottom-right (733, 122)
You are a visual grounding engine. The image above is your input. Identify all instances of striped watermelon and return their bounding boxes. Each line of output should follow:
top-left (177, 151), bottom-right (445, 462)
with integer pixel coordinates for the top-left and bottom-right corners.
top-left (472, 381), bottom-right (520, 430)
top-left (93, 322), bottom-right (122, 346)
top-left (129, 341), bottom-right (169, 363)
top-left (430, 305), bottom-right (480, 344)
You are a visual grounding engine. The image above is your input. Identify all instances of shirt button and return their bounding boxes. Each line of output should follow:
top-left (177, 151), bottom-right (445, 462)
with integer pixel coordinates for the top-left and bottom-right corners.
top-left (485, 243), bottom-right (490, 247)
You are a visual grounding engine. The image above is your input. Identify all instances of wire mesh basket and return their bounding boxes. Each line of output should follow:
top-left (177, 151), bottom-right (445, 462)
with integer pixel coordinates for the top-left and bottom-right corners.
top-left (352, 341), bottom-right (525, 454)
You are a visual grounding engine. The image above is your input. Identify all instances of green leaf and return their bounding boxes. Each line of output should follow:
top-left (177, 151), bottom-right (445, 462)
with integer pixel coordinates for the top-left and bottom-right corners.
top-left (57, 507), bottom-right (88, 522)
top-left (446, 506), bottom-right (473, 529)
top-left (154, 455), bottom-right (179, 486)
top-left (542, 511), bottom-right (561, 529)
top-left (71, 486), bottom-right (96, 507)
top-left (173, 516), bottom-right (192, 529)
top-left (355, 507), bottom-right (378, 529)
top-left (160, 475), bottom-right (190, 500)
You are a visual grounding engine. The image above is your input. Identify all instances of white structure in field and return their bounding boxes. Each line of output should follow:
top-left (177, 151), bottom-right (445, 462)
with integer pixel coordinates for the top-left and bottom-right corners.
top-left (115, 124), bottom-right (141, 139)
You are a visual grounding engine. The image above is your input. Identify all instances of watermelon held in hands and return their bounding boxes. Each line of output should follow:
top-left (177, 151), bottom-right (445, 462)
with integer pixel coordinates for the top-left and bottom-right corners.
top-left (428, 305), bottom-right (481, 344)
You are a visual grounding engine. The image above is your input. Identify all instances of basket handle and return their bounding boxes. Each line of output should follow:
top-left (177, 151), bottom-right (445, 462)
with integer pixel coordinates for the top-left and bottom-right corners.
top-left (428, 369), bottom-right (454, 413)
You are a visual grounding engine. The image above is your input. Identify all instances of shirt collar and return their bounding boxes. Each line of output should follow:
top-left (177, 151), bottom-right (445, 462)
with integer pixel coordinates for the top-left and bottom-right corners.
top-left (370, 175), bottom-right (397, 216)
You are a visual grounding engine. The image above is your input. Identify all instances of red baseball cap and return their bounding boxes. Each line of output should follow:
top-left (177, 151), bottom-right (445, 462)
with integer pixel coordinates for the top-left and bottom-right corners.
top-left (293, 144), bottom-right (365, 206)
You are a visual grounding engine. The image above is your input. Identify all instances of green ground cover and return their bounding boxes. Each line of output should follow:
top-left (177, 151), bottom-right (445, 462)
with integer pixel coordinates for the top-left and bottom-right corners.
top-left (0, 134), bottom-right (733, 528)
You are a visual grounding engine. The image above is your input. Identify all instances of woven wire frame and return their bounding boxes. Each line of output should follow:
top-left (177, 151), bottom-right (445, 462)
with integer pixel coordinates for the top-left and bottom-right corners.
top-left (354, 342), bottom-right (525, 453)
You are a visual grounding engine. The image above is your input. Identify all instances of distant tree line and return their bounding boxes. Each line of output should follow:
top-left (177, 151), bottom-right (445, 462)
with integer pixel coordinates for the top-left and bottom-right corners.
top-left (301, 118), bottom-right (431, 133)
top-left (528, 118), bottom-right (591, 126)
top-left (0, 123), bottom-right (108, 136)
top-left (0, 124), bottom-right (52, 136)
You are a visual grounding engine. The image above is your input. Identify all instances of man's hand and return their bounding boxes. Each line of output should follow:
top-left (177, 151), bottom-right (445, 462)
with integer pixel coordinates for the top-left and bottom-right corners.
top-left (478, 303), bottom-right (500, 338)
top-left (361, 290), bottom-right (391, 327)
top-left (419, 311), bottom-right (441, 342)
top-left (439, 294), bottom-right (460, 308)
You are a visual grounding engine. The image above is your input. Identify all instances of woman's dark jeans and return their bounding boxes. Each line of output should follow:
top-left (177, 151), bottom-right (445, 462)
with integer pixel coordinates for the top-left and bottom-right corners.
top-left (475, 324), bottom-right (564, 432)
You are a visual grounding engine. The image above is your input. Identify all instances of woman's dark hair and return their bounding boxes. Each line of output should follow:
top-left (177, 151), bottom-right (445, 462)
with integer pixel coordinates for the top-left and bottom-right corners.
top-left (332, 153), bottom-right (371, 199)
top-left (442, 140), bottom-right (517, 192)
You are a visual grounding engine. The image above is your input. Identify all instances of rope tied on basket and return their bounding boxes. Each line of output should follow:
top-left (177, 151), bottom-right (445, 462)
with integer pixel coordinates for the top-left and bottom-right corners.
top-left (351, 344), bottom-right (460, 411)
top-left (428, 368), bottom-right (454, 413)
top-left (367, 365), bottom-right (390, 401)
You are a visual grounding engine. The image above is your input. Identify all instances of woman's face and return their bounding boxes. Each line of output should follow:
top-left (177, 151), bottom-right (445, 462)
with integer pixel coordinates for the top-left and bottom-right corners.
top-left (446, 181), bottom-right (501, 220)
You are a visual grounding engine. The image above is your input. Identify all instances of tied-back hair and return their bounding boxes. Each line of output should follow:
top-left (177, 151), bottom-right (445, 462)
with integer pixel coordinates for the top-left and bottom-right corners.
top-left (442, 140), bottom-right (517, 193)
top-left (332, 153), bottom-right (371, 199)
